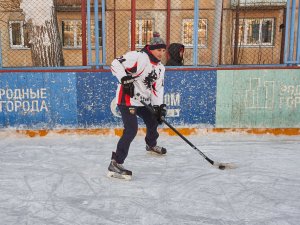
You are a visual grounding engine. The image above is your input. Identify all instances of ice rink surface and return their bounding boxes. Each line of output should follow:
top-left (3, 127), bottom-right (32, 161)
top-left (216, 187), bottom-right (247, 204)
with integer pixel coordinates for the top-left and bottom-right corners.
top-left (1, 131), bottom-right (300, 225)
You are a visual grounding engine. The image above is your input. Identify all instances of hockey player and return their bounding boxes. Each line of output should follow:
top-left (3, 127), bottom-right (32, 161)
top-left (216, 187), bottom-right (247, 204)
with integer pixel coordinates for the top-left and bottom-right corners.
top-left (107, 32), bottom-right (167, 180)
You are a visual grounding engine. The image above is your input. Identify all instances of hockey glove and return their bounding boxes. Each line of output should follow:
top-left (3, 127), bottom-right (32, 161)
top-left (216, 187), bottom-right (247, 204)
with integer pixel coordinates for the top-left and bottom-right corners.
top-left (121, 76), bottom-right (135, 98)
top-left (153, 104), bottom-right (167, 124)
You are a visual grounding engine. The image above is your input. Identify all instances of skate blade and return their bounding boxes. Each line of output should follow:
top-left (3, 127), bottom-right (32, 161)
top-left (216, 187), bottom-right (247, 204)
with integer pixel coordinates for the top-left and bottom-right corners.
top-left (107, 171), bottom-right (132, 180)
top-left (146, 150), bottom-right (167, 156)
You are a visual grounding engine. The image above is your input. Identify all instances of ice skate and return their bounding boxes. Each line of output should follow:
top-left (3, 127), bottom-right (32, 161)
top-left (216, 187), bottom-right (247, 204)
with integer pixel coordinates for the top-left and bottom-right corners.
top-left (146, 144), bottom-right (167, 155)
top-left (107, 159), bottom-right (132, 180)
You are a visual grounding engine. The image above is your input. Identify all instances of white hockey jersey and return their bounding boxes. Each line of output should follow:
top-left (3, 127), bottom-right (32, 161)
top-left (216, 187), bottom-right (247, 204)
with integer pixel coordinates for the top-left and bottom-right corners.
top-left (111, 50), bottom-right (165, 107)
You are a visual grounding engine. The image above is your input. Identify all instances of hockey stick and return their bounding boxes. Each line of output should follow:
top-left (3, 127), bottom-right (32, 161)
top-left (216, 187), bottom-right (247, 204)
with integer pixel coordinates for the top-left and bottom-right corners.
top-left (139, 99), bottom-right (236, 170)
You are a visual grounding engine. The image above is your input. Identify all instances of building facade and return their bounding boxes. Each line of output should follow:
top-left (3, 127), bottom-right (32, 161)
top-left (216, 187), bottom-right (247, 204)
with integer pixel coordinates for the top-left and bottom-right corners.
top-left (0, 0), bottom-right (297, 67)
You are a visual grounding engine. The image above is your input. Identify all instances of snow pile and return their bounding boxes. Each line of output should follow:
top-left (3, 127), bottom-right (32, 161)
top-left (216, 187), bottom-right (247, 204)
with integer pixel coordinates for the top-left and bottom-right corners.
top-left (20, 0), bottom-right (53, 26)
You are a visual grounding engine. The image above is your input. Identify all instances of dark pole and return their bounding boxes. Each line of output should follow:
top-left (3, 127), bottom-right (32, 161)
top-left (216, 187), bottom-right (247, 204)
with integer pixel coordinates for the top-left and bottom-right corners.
top-left (113, 0), bottom-right (116, 58)
top-left (131, 0), bottom-right (136, 51)
top-left (233, 0), bottom-right (240, 65)
top-left (280, 8), bottom-right (286, 64)
top-left (166, 0), bottom-right (171, 47)
top-left (218, 0), bottom-right (224, 65)
top-left (81, 0), bottom-right (87, 66)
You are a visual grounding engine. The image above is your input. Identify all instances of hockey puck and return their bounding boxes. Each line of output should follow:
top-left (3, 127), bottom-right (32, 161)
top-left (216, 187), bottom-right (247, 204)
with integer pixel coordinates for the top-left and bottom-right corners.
top-left (219, 165), bottom-right (226, 170)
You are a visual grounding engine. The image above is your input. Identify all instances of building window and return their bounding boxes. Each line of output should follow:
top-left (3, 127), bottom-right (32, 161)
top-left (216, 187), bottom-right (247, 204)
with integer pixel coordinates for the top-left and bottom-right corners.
top-left (129, 19), bottom-right (154, 48)
top-left (62, 20), bottom-right (102, 48)
top-left (9, 21), bottom-right (30, 48)
top-left (182, 19), bottom-right (208, 47)
top-left (235, 18), bottom-right (274, 46)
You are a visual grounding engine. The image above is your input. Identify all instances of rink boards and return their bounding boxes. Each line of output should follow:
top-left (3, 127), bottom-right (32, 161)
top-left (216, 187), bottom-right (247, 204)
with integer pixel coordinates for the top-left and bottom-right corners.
top-left (0, 68), bottom-right (300, 131)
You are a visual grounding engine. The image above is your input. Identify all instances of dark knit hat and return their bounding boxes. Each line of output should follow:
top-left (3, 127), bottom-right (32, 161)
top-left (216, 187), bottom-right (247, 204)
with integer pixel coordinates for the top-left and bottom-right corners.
top-left (149, 32), bottom-right (166, 50)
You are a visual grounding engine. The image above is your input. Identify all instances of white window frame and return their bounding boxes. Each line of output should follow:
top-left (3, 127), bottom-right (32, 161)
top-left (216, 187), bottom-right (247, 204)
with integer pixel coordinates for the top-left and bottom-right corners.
top-left (129, 19), bottom-right (155, 49)
top-left (62, 19), bottom-right (102, 49)
top-left (233, 18), bottom-right (275, 47)
top-left (9, 21), bottom-right (29, 49)
top-left (182, 18), bottom-right (208, 48)
top-left (62, 20), bottom-right (82, 49)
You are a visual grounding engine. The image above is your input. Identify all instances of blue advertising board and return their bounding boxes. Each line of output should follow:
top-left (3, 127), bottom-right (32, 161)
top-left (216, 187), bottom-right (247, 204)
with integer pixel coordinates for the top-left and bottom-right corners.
top-left (76, 70), bottom-right (217, 127)
top-left (76, 71), bottom-right (121, 127)
top-left (163, 70), bottom-right (216, 126)
top-left (0, 72), bottom-right (77, 129)
top-left (0, 70), bottom-right (217, 129)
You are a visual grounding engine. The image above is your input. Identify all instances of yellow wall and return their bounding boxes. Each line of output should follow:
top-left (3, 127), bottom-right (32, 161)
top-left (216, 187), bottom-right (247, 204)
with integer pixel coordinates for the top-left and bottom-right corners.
top-left (0, 1), bottom-right (297, 67)
top-left (221, 9), bottom-right (284, 65)
top-left (0, 11), bottom-right (32, 67)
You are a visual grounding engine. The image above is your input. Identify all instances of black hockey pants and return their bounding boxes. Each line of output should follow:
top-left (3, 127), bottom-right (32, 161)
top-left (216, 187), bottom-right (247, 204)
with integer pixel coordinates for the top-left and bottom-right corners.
top-left (114, 105), bottom-right (159, 164)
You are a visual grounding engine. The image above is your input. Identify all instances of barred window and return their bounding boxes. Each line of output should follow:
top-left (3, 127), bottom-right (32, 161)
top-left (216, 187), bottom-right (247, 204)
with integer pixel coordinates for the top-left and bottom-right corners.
top-left (182, 19), bottom-right (208, 47)
top-left (62, 20), bottom-right (102, 48)
top-left (235, 18), bottom-right (274, 46)
top-left (129, 19), bottom-right (154, 48)
top-left (9, 21), bottom-right (30, 49)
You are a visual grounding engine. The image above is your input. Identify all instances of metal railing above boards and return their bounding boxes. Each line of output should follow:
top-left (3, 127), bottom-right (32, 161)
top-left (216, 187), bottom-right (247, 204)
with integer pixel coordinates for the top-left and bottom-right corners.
top-left (0, 0), bottom-right (299, 70)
